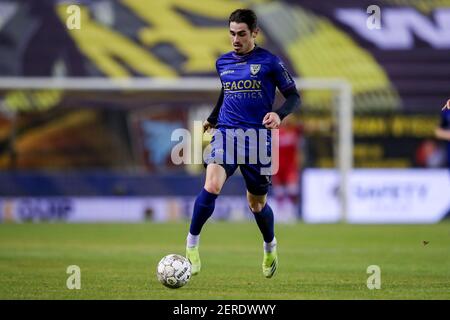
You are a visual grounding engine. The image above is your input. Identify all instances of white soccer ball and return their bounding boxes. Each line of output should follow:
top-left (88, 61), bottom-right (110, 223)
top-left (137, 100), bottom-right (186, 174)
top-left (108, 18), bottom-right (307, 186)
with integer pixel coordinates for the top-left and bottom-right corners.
top-left (156, 254), bottom-right (191, 289)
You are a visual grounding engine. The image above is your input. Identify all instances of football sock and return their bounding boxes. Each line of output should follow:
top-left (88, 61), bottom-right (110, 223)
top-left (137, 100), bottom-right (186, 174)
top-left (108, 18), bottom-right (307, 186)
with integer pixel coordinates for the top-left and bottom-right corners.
top-left (186, 233), bottom-right (200, 248)
top-left (264, 237), bottom-right (277, 253)
top-left (251, 203), bottom-right (275, 243)
top-left (189, 188), bottom-right (218, 236)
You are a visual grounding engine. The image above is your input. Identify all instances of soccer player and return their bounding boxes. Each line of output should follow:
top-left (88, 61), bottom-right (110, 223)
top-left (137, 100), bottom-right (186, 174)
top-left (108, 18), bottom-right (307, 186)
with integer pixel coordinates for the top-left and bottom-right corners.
top-left (435, 99), bottom-right (450, 168)
top-left (186, 9), bottom-right (301, 278)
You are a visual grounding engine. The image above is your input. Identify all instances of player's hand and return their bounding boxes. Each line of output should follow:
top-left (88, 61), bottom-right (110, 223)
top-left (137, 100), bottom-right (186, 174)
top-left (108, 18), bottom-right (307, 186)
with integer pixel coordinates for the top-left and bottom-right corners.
top-left (262, 112), bottom-right (281, 129)
top-left (203, 120), bottom-right (215, 133)
top-left (442, 99), bottom-right (450, 111)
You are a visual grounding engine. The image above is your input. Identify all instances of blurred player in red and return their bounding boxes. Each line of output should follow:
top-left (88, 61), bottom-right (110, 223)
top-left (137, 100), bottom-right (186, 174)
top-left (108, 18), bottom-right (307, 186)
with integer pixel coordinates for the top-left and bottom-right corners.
top-left (272, 115), bottom-right (303, 222)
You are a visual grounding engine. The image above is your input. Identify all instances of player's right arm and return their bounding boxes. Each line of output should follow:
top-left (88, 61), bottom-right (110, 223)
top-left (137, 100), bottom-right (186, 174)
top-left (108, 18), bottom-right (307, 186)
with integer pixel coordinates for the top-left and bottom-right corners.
top-left (204, 87), bottom-right (224, 132)
top-left (204, 59), bottom-right (225, 133)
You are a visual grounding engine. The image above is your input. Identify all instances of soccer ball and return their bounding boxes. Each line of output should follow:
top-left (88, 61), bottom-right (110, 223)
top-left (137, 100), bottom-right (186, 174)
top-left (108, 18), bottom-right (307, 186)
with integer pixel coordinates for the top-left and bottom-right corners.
top-left (156, 254), bottom-right (191, 289)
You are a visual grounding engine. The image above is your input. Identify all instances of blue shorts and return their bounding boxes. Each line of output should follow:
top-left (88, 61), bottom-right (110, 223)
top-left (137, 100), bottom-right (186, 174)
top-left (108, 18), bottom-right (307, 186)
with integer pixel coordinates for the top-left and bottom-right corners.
top-left (204, 127), bottom-right (272, 195)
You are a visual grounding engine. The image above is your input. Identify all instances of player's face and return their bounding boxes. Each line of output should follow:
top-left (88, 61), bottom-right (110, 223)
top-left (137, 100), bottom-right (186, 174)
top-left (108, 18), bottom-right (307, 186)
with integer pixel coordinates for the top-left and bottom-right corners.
top-left (229, 22), bottom-right (258, 55)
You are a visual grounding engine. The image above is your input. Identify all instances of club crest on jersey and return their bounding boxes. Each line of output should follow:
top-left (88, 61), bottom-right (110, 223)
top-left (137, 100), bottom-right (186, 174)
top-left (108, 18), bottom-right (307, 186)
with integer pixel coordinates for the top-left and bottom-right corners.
top-left (250, 64), bottom-right (261, 75)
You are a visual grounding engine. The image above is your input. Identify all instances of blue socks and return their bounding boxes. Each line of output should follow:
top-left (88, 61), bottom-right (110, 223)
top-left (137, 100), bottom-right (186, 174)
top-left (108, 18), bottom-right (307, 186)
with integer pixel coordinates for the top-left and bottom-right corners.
top-left (189, 188), bottom-right (218, 236)
top-left (252, 203), bottom-right (275, 243)
top-left (189, 188), bottom-right (274, 244)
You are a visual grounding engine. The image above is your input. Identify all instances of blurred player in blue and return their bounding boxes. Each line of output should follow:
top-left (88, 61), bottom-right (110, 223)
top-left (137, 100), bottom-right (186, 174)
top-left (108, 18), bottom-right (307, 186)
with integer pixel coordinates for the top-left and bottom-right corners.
top-left (435, 99), bottom-right (450, 168)
top-left (186, 9), bottom-right (301, 278)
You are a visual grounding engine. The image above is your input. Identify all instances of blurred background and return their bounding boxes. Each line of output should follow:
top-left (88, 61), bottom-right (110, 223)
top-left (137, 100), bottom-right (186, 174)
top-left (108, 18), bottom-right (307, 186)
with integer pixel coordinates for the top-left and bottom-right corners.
top-left (0, 0), bottom-right (449, 224)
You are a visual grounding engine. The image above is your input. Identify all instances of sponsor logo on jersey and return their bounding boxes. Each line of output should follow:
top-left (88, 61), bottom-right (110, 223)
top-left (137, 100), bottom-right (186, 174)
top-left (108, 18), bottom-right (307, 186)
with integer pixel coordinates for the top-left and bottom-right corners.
top-left (220, 69), bottom-right (235, 76)
top-left (222, 80), bottom-right (262, 91)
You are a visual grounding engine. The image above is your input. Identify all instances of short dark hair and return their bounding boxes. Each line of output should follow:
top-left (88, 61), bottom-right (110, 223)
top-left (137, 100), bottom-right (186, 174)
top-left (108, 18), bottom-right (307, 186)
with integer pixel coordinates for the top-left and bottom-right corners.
top-left (229, 9), bottom-right (258, 31)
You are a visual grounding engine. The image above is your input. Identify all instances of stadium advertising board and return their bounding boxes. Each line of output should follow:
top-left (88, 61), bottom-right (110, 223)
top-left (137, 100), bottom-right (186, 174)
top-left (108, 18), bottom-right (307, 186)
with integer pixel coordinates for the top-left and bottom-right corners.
top-left (2, 168), bottom-right (449, 224)
top-left (0, 196), bottom-right (254, 223)
top-left (303, 169), bottom-right (450, 223)
top-left (0, 197), bottom-right (142, 222)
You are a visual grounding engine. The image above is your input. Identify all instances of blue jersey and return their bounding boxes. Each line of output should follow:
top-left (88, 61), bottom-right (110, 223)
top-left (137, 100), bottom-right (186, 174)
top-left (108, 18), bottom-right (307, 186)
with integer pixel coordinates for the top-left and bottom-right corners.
top-left (215, 46), bottom-right (296, 129)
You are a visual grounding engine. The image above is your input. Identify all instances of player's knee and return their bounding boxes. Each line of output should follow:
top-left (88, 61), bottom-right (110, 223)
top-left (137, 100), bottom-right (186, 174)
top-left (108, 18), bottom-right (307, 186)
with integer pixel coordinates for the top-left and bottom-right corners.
top-left (204, 180), bottom-right (222, 195)
top-left (248, 200), bottom-right (266, 213)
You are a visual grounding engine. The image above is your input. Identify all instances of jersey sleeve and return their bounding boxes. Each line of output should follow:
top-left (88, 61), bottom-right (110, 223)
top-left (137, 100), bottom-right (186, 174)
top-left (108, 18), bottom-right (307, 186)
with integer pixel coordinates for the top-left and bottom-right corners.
top-left (441, 111), bottom-right (449, 128)
top-left (207, 59), bottom-right (224, 125)
top-left (272, 56), bottom-right (296, 93)
top-left (215, 60), bottom-right (220, 78)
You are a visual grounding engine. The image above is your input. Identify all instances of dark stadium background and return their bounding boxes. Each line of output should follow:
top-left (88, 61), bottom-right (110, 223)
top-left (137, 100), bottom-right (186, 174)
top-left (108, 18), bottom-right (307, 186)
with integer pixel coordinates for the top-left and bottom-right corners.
top-left (0, 0), bottom-right (449, 301)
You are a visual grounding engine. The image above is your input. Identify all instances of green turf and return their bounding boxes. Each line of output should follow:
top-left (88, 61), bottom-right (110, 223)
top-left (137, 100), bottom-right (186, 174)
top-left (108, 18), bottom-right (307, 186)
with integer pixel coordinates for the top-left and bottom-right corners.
top-left (0, 222), bottom-right (449, 299)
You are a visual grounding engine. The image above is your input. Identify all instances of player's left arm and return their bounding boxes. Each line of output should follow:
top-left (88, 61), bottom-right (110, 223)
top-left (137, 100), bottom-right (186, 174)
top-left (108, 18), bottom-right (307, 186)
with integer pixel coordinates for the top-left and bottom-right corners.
top-left (275, 87), bottom-right (301, 121)
top-left (263, 88), bottom-right (301, 129)
top-left (263, 57), bottom-right (301, 129)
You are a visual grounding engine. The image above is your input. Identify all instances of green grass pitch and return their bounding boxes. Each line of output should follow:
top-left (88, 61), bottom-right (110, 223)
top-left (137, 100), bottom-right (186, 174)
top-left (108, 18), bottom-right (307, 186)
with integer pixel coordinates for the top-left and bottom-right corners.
top-left (0, 222), bottom-right (449, 299)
